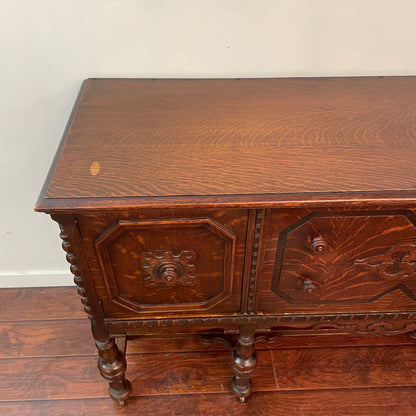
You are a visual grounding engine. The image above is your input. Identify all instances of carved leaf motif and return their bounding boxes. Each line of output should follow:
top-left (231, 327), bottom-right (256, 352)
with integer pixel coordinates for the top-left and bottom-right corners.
top-left (140, 250), bottom-right (197, 288)
top-left (354, 243), bottom-right (416, 279)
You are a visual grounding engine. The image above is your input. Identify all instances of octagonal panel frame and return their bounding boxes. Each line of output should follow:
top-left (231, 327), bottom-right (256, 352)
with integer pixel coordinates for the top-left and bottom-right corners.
top-left (95, 217), bottom-right (236, 313)
top-left (271, 209), bottom-right (416, 305)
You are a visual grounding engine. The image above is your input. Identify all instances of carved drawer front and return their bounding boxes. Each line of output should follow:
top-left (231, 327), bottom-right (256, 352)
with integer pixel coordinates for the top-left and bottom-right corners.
top-left (78, 210), bottom-right (248, 318)
top-left (257, 210), bottom-right (416, 314)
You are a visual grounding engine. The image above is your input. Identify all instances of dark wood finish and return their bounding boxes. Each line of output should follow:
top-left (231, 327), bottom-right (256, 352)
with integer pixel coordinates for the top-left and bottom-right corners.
top-left (3, 335), bottom-right (416, 400)
top-left (4, 315), bottom-right (416, 360)
top-left (85, 210), bottom-right (247, 318)
top-left (80, 209), bottom-right (247, 317)
top-left (3, 389), bottom-right (416, 416)
top-left (96, 338), bottom-right (131, 405)
top-left (34, 190), bottom-right (416, 212)
top-left (0, 319), bottom-right (93, 358)
top-left (35, 77), bottom-right (416, 210)
top-left (35, 77), bottom-right (416, 405)
top-left (231, 324), bottom-right (257, 401)
top-left (0, 287), bottom-right (85, 321)
top-left (54, 217), bottom-right (108, 342)
top-left (3, 287), bottom-right (416, 415)
top-left (258, 208), bottom-right (416, 314)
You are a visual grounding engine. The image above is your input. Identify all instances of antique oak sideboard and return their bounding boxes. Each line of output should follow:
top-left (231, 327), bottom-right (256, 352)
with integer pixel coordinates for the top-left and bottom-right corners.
top-left (36, 77), bottom-right (416, 404)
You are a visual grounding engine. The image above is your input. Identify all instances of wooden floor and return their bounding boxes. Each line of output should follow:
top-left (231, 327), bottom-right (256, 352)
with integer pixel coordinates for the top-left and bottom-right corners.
top-left (1, 288), bottom-right (416, 416)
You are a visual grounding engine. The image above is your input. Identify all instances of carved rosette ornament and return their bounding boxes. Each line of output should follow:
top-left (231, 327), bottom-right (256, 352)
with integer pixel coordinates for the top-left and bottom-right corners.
top-left (140, 250), bottom-right (197, 288)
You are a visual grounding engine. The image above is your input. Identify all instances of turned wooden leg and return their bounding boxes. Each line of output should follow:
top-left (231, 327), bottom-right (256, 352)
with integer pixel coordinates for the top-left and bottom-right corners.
top-left (231, 324), bottom-right (257, 402)
top-left (96, 338), bottom-right (132, 405)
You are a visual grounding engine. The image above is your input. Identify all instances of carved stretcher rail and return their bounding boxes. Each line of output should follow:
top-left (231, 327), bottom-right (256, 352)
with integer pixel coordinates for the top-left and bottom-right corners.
top-left (106, 311), bottom-right (416, 336)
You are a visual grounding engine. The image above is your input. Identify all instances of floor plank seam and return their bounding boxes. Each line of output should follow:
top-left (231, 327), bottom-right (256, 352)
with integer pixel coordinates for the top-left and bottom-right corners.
top-left (2, 385), bottom-right (416, 405)
top-left (0, 317), bottom-right (88, 324)
top-left (2, 343), bottom-right (414, 360)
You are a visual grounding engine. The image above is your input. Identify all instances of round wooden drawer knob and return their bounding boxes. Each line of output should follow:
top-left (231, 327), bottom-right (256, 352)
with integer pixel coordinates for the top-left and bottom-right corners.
top-left (302, 280), bottom-right (317, 294)
top-left (156, 262), bottom-right (184, 285)
top-left (311, 237), bottom-right (329, 253)
top-left (160, 265), bottom-right (179, 282)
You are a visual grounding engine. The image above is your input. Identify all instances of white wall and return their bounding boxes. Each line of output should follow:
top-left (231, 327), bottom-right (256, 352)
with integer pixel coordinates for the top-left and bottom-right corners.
top-left (1, 0), bottom-right (416, 287)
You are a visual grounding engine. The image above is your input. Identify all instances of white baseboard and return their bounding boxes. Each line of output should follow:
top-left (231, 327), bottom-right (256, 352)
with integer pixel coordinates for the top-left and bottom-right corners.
top-left (0, 272), bottom-right (75, 288)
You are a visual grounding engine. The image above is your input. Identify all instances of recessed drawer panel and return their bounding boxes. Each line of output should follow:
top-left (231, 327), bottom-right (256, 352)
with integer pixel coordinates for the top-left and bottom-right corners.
top-left (256, 209), bottom-right (416, 314)
top-left (77, 209), bottom-right (248, 318)
top-left (282, 215), bottom-right (416, 266)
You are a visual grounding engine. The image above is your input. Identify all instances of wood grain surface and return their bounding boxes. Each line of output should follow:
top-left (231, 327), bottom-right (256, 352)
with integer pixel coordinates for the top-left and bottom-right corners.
top-left (2, 287), bottom-right (416, 415)
top-left (36, 77), bottom-right (416, 212)
top-left (2, 389), bottom-right (416, 416)
top-left (31, 77), bottom-right (416, 414)
top-left (73, 208), bottom-right (248, 319)
top-left (3, 340), bottom-right (416, 401)
top-left (257, 207), bottom-right (416, 314)
top-left (0, 287), bottom-right (85, 321)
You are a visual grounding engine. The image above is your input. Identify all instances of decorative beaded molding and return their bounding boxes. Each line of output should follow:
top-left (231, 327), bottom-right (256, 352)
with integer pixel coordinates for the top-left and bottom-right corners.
top-left (58, 224), bottom-right (94, 322)
top-left (247, 211), bottom-right (263, 313)
top-left (106, 311), bottom-right (416, 336)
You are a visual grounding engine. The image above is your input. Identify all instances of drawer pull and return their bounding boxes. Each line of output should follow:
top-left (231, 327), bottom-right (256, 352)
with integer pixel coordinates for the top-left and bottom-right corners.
top-left (310, 237), bottom-right (329, 254)
top-left (141, 250), bottom-right (197, 288)
top-left (156, 262), bottom-right (184, 285)
top-left (301, 280), bottom-right (317, 294)
top-left (160, 264), bottom-right (180, 283)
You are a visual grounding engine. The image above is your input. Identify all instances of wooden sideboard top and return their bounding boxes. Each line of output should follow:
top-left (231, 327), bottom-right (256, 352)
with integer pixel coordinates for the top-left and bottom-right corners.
top-left (36, 77), bottom-right (416, 212)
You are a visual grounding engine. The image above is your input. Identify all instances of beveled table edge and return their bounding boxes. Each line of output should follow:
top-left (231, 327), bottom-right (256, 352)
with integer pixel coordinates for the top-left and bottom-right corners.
top-left (35, 190), bottom-right (416, 213)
